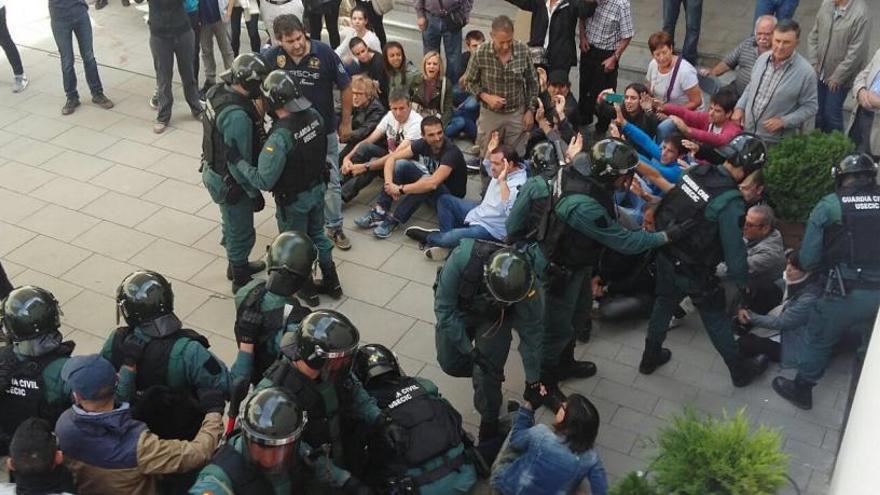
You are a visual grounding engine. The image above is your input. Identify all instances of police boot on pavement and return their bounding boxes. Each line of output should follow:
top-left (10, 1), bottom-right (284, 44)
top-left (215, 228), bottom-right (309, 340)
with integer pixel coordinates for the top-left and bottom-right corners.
top-left (201, 53), bottom-right (271, 293)
top-left (772, 154), bottom-right (880, 410)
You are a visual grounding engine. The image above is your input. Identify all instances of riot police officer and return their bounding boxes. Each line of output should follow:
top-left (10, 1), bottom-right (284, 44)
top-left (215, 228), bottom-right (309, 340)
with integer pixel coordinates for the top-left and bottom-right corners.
top-left (772, 154), bottom-right (880, 410)
top-left (0, 286), bottom-right (74, 455)
top-left (229, 70), bottom-right (342, 307)
top-left (639, 133), bottom-right (770, 387)
top-left (506, 139), bottom-right (680, 405)
top-left (350, 343), bottom-right (477, 495)
top-left (201, 52), bottom-right (270, 293)
top-left (190, 386), bottom-right (308, 494)
top-left (434, 241), bottom-right (544, 453)
top-left (257, 309), bottom-right (381, 493)
top-left (233, 230), bottom-right (317, 385)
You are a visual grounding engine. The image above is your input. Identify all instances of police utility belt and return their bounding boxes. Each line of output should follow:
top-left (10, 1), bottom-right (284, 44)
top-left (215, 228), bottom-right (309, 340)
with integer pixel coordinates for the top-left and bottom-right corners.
top-left (388, 452), bottom-right (467, 493)
top-left (272, 178), bottom-right (322, 207)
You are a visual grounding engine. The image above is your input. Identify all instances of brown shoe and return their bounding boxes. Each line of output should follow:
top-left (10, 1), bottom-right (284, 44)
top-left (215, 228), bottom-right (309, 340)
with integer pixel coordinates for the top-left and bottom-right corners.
top-left (61, 98), bottom-right (80, 115)
top-left (327, 228), bottom-right (351, 250)
top-left (92, 93), bottom-right (114, 109)
top-left (153, 121), bottom-right (168, 134)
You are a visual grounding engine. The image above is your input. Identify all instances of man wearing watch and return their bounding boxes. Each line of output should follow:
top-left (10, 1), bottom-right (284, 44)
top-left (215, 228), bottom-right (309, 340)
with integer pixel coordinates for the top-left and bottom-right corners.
top-left (353, 116), bottom-right (468, 239)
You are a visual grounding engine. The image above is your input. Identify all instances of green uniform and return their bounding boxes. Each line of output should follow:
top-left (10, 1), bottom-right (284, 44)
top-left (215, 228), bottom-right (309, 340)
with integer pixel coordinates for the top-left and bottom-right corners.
top-left (202, 93), bottom-right (262, 266)
top-left (506, 177), bottom-right (666, 371)
top-left (795, 193), bottom-right (880, 382)
top-left (433, 238), bottom-right (545, 421)
top-left (189, 433), bottom-right (296, 494)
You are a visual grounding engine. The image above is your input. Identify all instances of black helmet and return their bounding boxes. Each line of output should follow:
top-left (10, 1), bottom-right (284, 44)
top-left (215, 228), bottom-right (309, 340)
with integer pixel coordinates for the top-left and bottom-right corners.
top-left (261, 70), bottom-right (312, 112)
top-left (1, 286), bottom-right (61, 341)
top-left (240, 386), bottom-right (306, 472)
top-left (225, 53), bottom-right (270, 98)
top-left (589, 138), bottom-right (639, 179)
top-left (353, 343), bottom-right (401, 385)
top-left (717, 133), bottom-right (767, 175)
top-left (267, 231), bottom-right (317, 278)
top-left (832, 153), bottom-right (877, 180)
top-left (484, 248), bottom-right (535, 304)
top-left (116, 271), bottom-right (174, 327)
top-left (529, 141), bottom-right (559, 180)
top-left (280, 310), bottom-right (359, 382)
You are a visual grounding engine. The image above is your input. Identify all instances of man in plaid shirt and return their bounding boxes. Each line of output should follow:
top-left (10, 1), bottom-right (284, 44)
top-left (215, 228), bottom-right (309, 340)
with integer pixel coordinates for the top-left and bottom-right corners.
top-left (463, 15), bottom-right (539, 157)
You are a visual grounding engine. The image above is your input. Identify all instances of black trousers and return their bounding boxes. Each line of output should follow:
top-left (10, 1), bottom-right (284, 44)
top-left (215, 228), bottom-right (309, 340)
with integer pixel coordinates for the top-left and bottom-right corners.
top-left (0, 7), bottom-right (24, 76)
top-left (308, 0), bottom-right (341, 48)
top-left (578, 47), bottom-right (617, 133)
top-left (230, 6), bottom-right (261, 55)
top-left (0, 261), bottom-right (13, 300)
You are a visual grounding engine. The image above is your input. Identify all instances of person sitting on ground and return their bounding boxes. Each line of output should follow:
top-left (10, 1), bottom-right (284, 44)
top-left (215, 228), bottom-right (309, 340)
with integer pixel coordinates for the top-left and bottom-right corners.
top-left (527, 70), bottom-right (579, 156)
top-left (384, 41), bottom-right (420, 97)
top-left (409, 51), bottom-right (454, 125)
top-left (340, 74), bottom-right (386, 160)
top-left (336, 6), bottom-right (381, 68)
top-left (2, 418), bottom-right (76, 495)
top-left (657, 88), bottom-right (743, 149)
top-left (54, 355), bottom-right (224, 494)
top-left (341, 88), bottom-right (423, 203)
top-left (446, 31), bottom-right (485, 144)
top-left (490, 393), bottom-right (608, 495)
top-left (405, 140), bottom-right (528, 260)
top-left (354, 116), bottom-right (468, 239)
top-left (597, 84), bottom-right (659, 146)
top-left (348, 37), bottom-right (389, 107)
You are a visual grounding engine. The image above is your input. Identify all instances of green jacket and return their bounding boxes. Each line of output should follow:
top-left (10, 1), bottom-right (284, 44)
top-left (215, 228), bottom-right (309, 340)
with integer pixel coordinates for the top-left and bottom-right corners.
top-left (232, 126), bottom-right (295, 192)
top-left (202, 103), bottom-right (262, 204)
top-left (433, 238), bottom-right (544, 382)
top-left (704, 186), bottom-right (750, 288)
top-left (189, 433), bottom-right (296, 495)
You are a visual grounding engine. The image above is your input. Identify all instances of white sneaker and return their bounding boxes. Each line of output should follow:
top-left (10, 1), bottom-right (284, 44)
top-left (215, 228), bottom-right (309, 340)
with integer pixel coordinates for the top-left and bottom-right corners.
top-left (424, 246), bottom-right (449, 261)
top-left (12, 75), bottom-right (29, 93)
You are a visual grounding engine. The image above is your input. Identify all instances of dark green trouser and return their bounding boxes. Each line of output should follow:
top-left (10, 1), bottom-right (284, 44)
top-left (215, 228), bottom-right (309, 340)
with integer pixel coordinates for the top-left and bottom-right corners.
top-left (797, 289), bottom-right (880, 383)
top-left (275, 183), bottom-right (334, 266)
top-left (646, 255), bottom-right (739, 366)
top-left (219, 196), bottom-right (256, 265)
top-left (572, 272), bottom-right (593, 334)
top-left (542, 267), bottom-right (589, 371)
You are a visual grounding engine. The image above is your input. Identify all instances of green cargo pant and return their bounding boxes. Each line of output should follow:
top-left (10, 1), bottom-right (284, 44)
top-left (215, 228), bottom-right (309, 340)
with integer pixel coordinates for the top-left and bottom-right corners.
top-left (541, 266), bottom-right (589, 371)
top-left (219, 197), bottom-right (256, 266)
top-left (275, 183), bottom-right (334, 266)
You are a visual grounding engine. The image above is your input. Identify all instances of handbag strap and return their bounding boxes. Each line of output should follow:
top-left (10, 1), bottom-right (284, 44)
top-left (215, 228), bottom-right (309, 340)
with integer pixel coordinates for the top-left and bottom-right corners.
top-left (665, 56), bottom-right (684, 103)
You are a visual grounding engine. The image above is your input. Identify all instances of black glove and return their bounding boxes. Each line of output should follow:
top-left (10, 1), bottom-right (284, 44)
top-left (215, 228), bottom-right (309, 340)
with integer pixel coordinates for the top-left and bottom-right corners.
top-left (342, 476), bottom-right (374, 495)
top-left (523, 381), bottom-right (546, 410)
top-left (226, 144), bottom-right (243, 166)
top-left (234, 307), bottom-right (262, 345)
top-left (663, 218), bottom-right (697, 243)
top-left (121, 333), bottom-right (147, 367)
top-left (252, 193), bottom-right (265, 212)
top-left (197, 388), bottom-right (226, 415)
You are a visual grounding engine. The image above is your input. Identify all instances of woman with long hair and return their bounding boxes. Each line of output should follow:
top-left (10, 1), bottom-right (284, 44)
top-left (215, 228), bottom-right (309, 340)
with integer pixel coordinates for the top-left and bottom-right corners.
top-left (383, 41), bottom-right (418, 96)
top-left (336, 5), bottom-right (381, 68)
top-left (409, 51), bottom-right (453, 125)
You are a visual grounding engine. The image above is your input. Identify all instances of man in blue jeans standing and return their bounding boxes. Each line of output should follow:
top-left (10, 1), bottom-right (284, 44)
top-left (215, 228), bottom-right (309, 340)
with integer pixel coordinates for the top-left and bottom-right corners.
top-left (661, 0), bottom-right (702, 65)
top-left (754, 0), bottom-right (798, 22)
top-left (49, 0), bottom-right (114, 115)
top-left (405, 142), bottom-right (526, 261)
top-left (415, 0), bottom-right (473, 84)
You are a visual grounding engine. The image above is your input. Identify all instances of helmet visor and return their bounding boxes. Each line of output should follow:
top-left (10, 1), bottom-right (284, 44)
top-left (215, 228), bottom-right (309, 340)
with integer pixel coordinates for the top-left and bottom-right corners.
top-left (246, 440), bottom-right (298, 474)
top-left (318, 353), bottom-right (354, 383)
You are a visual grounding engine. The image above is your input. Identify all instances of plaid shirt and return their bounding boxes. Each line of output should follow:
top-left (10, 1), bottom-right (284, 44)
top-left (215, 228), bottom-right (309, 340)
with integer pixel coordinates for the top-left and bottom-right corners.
top-left (750, 55), bottom-right (793, 123)
top-left (464, 40), bottom-right (539, 113)
top-left (586, 0), bottom-right (634, 51)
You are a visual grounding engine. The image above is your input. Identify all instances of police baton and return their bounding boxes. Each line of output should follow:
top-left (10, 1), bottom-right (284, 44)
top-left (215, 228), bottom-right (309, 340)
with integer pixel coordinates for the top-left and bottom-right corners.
top-left (225, 377), bottom-right (250, 439)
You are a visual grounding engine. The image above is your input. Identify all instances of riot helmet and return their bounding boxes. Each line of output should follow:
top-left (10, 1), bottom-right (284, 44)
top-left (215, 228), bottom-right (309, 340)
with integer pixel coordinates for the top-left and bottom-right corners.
top-left (261, 70), bottom-right (312, 112)
top-left (530, 141), bottom-right (560, 180)
top-left (267, 231), bottom-right (317, 277)
top-left (279, 310), bottom-right (359, 382)
top-left (832, 153), bottom-right (877, 183)
top-left (1, 286), bottom-right (61, 342)
top-left (588, 138), bottom-right (639, 179)
top-left (224, 53), bottom-right (270, 98)
top-left (717, 133), bottom-right (767, 176)
top-left (353, 343), bottom-right (402, 386)
top-left (116, 270), bottom-right (174, 327)
top-left (240, 386), bottom-right (307, 473)
top-left (484, 248), bottom-right (535, 304)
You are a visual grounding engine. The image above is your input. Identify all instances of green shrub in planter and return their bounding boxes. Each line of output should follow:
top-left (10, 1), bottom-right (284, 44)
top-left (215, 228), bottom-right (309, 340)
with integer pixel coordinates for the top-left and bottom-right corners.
top-left (764, 131), bottom-right (854, 223)
top-left (609, 472), bottom-right (659, 495)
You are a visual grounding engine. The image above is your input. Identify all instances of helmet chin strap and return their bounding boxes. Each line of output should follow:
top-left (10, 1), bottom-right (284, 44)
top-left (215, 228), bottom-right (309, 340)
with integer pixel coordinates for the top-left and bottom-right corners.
top-left (140, 313), bottom-right (182, 339)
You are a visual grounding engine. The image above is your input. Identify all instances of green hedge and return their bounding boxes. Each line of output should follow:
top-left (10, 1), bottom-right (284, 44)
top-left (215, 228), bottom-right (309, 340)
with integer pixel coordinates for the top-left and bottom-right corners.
top-left (764, 131), bottom-right (854, 223)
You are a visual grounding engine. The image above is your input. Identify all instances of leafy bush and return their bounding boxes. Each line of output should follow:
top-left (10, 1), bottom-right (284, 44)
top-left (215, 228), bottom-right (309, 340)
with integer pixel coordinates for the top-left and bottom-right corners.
top-left (764, 131), bottom-right (854, 223)
top-left (609, 472), bottom-right (659, 495)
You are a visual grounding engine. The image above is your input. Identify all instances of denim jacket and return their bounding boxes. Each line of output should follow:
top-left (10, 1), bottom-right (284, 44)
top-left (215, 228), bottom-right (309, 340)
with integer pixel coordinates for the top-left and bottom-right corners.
top-left (491, 407), bottom-right (608, 495)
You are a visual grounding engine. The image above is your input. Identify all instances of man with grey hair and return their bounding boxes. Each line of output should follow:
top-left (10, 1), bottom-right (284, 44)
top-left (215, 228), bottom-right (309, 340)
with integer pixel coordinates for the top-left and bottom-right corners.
top-left (700, 15), bottom-right (777, 98)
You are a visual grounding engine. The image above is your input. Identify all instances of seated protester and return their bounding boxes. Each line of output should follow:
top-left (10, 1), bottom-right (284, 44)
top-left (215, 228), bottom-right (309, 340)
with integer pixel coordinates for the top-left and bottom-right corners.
top-left (384, 41), bottom-right (420, 97)
top-left (340, 74), bottom-right (386, 160)
top-left (336, 6), bottom-right (382, 68)
top-left (55, 355), bottom-right (224, 494)
top-left (597, 84), bottom-right (659, 149)
top-left (404, 142), bottom-right (528, 260)
top-left (657, 88), bottom-right (742, 149)
top-left (739, 169), bottom-right (766, 206)
top-left (350, 344), bottom-right (477, 494)
top-left (446, 31), bottom-right (485, 143)
top-left (490, 394), bottom-right (608, 495)
top-left (717, 204), bottom-right (785, 314)
top-left (354, 116), bottom-right (468, 239)
top-left (189, 387), bottom-right (307, 495)
top-left (3, 418), bottom-right (76, 495)
top-left (341, 88), bottom-right (423, 203)
top-left (409, 51), bottom-right (453, 125)
top-left (646, 31), bottom-right (702, 110)
top-left (455, 30), bottom-right (486, 102)
top-left (348, 37), bottom-right (390, 108)
top-left (737, 249), bottom-right (823, 366)
top-left (526, 70), bottom-right (579, 155)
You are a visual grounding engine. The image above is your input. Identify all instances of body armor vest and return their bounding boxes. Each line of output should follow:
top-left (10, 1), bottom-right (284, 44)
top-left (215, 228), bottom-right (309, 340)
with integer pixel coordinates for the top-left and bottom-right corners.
top-left (456, 240), bottom-right (509, 319)
top-left (211, 443), bottom-right (278, 495)
top-left (824, 184), bottom-right (880, 271)
top-left (655, 165), bottom-right (740, 268)
top-left (270, 109), bottom-right (328, 206)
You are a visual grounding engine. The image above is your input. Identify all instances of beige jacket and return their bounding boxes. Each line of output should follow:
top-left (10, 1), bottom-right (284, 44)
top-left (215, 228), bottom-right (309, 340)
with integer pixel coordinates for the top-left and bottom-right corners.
top-left (848, 48), bottom-right (880, 156)
top-left (65, 413), bottom-right (223, 495)
top-left (806, 0), bottom-right (870, 87)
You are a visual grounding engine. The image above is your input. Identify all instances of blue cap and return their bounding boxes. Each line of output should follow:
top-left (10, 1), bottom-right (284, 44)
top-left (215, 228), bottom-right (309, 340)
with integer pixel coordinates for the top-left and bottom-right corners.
top-left (61, 354), bottom-right (116, 401)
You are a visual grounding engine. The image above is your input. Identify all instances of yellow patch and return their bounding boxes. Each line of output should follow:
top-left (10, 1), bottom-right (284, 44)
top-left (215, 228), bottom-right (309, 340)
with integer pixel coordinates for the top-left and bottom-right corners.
top-left (276, 54), bottom-right (287, 68)
top-left (308, 57), bottom-right (321, 69)
top-left (265, 146), bottom-right (274, 153)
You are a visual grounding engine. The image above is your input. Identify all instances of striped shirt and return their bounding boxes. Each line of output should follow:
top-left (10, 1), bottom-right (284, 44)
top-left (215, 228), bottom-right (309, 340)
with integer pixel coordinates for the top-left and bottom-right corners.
top-left (464, 40), bottom-right (539, 113)
top-left (722, 37), bottom-right (764, 96)
top-left (750, 55), bottom-right (794, 124)
top-left (585, 0), bottom-right (634, 51)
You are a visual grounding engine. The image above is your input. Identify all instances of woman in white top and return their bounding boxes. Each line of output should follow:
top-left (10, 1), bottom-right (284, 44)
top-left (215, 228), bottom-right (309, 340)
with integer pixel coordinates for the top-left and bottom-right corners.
top-left (336, 6), bottom-right (381, 67)
top-left (645, 30), bottom-right (702, 110)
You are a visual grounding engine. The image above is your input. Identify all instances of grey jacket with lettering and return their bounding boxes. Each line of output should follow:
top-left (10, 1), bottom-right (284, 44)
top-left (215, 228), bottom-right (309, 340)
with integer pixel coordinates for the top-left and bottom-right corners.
top-left (806, 0), bottom-right (870, 87)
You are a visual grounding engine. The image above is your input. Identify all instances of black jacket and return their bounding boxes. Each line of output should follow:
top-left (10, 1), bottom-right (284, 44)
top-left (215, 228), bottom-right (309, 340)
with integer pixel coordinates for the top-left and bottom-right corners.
top-left (505, 0), bottom-right (596, 70)
top-left (351, 99), bottom-right (386, 145)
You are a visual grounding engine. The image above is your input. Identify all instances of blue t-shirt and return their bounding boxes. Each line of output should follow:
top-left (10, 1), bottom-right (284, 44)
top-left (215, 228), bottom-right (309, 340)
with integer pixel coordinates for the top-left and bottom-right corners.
top-left (262, 40), bottom-right (351, 134)
top-left (198, 0), bottom-right (222, 24)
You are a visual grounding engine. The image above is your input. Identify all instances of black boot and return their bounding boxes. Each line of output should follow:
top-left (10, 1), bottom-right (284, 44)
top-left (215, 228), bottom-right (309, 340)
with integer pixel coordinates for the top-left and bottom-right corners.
top-left (558, 339), bottom-right (597, 381)
top-left (772, 375), bottom-right (814, 410)
top-left (475, 420), bottom-right (504, 465)
top-left (639, 340), bottom-right (672, 374)
top-left (297, 277), bottom-right (320, 307)
top-left (316, 262), bottom-right (343, 299)
top-left (226, 260), bottom-right (266, 280)
top-left (576, 318), bottom-right (592, 343)
top-left (230, 264), bottom-right (253, 294)
top-left (729, 355), bottom-right (770, 388)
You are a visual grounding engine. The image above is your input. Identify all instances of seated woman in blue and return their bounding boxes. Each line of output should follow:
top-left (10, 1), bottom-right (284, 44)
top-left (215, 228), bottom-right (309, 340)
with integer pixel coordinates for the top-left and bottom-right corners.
top-left (490, 394), bottom-right (608, 495)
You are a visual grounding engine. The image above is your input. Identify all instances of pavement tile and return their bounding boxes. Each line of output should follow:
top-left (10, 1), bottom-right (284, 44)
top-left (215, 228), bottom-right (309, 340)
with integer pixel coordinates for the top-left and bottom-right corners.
top-left (415, 363), bottom-right (483, 427)
top-left (0, 129), bottom-right (16, 146)
top-left (379, 244), bottom-right (443, 283)
top-left (0, 106), bottom-right (29, 129)
top-left (62, 329), bottom-right (108, 355)
top-left (0, 188), bottom-right (47, 223)
top-left (60, 289), bottom-right (118, 336)
top-left (0, 135), bottom-right (65, 166)
top-left (598, 448), bottom-right (647, 479)
top-left (595, 379), bottom-right (660, 415)
top-left (61, 253), bottom-right (141, 298)
top-left (166, 277), bottom-right (215, 320)
top-left (324, 228), bottom-right (401, 270)
top-left (72, 221), bottom-right (156, 262)
top-left (22, 203), bottom-right (101, 243)
top-left (595, 422), bottom-right (639, 455)
top-left (393, 320), bottom-right (439, 364)
top-left (129, 238), bottom-right (216, 281)
top-left (385, 280), bottom-right (436, 324)
top-left (821, 428), bottom-right (841, 452)
top-left (3, 113), bottom-right (72, 141)
top-left (136, 207), bottom-right (216, 246)
top-left (145, 151), bottom-right (204, 185)
top-left (336, 262), bottom-right (409, 307)
top-left (758, 408), bottom-right (826, 448)
top-left (188, 257), bottom-right (236, 295)
top-left (50, 126), bottom-right (120, 155)
top-left (152, 128), bottom-right (202, 158)
top-left (104, 115), bottom-right (167, 145)
top-left (6, 235), bottom-right (91, 277)
top-left (60, 103), bottom-right (127, 132)
top-left (784, 438), bottom-right (836, 474)
top-left (30, 176), bottom-right (107, 210)
top-left (186, 295), bottom-right (238, 339)
top-left (39, 150), bottom-right (116, 181)
top-left (0, 160), bottom-right (58, 193)
top-left (336, 297), bottom-right (416, 348)
top-left (0, 222), bottom-right (37, 256)
top-left (97, 139), bottom-right (169, 170)
top-left (90, 164), bottom-right (166, 197)
top-left (140, 179), bottom-right (211, 214)
top-left (81, 191), bottom-right (162, 228)
top-left (13, 269), bottom-right (84, 304)
top-left (0, 259), bottom-right (26, 278)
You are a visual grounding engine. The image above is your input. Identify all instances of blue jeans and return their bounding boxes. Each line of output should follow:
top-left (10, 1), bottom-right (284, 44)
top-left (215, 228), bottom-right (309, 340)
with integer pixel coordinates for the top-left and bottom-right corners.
top-left (324, 133), bottom-right (343, 230)
top-left (445, 95), bottom-right (479, 140)
top-left (816, 80), bottom-right (850, 133)
top-left (426, 195), bottom-right (494, 247)
top-left (662, 0), bottom-right (702, 64)
top-left (754, 0), bottom-right (799, 21)
top-left (377, 160), bottom-right (450, 224)
top-left (422, 14), bottom-right (462, 84)
top-left (50, 9), bottom-right (103, 100)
